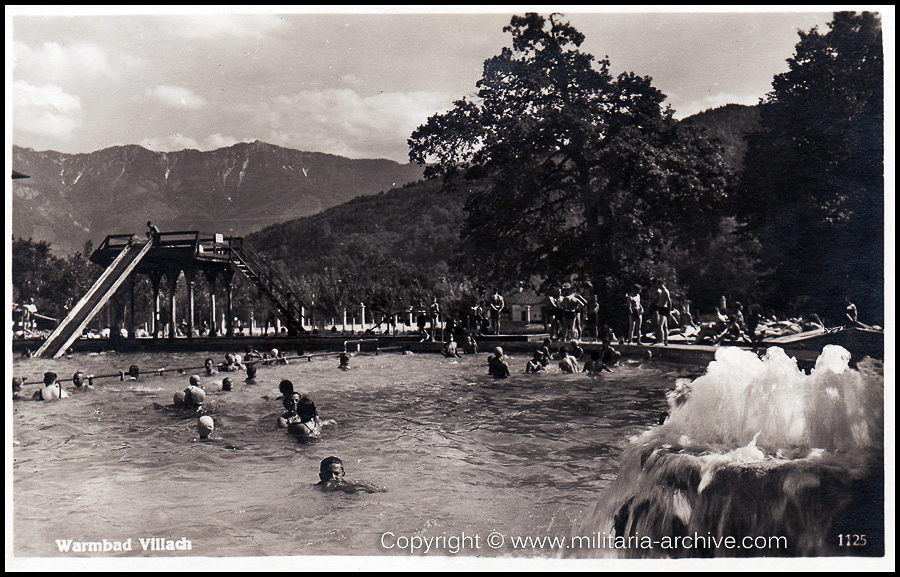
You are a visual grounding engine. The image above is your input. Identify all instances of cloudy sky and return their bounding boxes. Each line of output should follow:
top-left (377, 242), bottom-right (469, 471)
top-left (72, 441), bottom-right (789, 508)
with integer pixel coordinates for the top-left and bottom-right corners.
top-left (8, 7), bottom-right (846, 163)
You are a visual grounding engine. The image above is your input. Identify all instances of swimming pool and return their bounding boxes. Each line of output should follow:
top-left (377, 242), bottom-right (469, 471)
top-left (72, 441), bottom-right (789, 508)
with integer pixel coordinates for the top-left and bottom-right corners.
top-left (12, 350), bottom-right (686, 558)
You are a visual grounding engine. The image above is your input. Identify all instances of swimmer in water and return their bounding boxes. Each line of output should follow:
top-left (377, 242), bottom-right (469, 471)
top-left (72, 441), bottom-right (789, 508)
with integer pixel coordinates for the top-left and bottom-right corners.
top-left (488, 347), bottom-right (511, 378)
top-left (197, 415), bottom-right (215, 439)
top-left (33, 372), bottom-right (69, 401)
top-left (339, 352), bottom-right (351, 370)
top-left (221, 377), bottom-right (233, 392)
top-left (245, 364), bottom-right (258, 384)
top-left (13, 377), bottom-right (26, 401)
top-left (72, 371), bottom-right (94, 391)
top-left (182, 382), bottom-right (207, 413)
top-left (442, 338), bottom-right (462, 358)
top-left (525, 350), bottom-right (546, 373)
top-left (277, 379), bottom-right (295, 399)
top-left (582, 349), bottom-right (612, 374)
top-left (204, 358), bottom-right (218, 376)
top-left (277, 392), bottom-right (303, 428)
top-left (315, 456), bottom-right (382, 494)
top-left (558, 349), bottom-right (579, 373)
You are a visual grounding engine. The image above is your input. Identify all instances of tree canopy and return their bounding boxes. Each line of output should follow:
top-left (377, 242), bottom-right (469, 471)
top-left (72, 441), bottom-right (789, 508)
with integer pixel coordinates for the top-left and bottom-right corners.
top-left (737, 11), bottom-right (884, 321)
top-left (409, 13), bottom-right (735, 316)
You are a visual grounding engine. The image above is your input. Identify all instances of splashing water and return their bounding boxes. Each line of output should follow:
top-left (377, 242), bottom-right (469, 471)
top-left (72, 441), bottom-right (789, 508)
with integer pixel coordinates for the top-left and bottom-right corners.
top-left (572, 346), bottom-right (884, 558)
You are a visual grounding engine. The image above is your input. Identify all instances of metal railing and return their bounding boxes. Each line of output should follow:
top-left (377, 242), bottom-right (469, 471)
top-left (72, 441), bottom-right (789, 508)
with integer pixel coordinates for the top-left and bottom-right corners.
top-left (228, 237), bottom-right (305, 332)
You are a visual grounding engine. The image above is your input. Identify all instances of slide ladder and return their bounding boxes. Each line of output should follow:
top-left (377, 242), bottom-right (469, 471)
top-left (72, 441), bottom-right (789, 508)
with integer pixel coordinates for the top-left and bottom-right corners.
top-left (228, 237), bottom-right (306, 335)
top-left (35, 240), bottom-right (153, 358)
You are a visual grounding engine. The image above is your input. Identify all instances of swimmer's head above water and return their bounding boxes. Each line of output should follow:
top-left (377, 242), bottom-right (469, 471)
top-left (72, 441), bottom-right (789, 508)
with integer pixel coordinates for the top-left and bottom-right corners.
top-left (319, 456), bottom-right (345, 484)
top-left (279, 379), bottom-right (295, 397)
top-left (282, 392), bottom-right (301, 412)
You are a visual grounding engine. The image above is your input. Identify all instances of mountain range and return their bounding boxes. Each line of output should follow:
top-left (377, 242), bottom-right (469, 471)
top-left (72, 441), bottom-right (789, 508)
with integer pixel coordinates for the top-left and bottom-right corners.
top-left (12, 105), bottom-right (758, 258)
top-left (11, 141), bottom-right (424, 255)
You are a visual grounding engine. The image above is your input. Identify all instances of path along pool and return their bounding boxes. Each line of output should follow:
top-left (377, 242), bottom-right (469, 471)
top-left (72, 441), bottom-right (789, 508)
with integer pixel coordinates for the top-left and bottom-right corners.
top-left (13, 350), bottom-right (689, 558)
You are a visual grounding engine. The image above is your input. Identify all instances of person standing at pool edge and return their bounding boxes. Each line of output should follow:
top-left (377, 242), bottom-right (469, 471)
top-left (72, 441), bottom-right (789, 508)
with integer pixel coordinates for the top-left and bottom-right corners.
top-left (654, 280), bottom-right (672, 346)
top-left (489, 289), bottom-right (504, 335)
top-left (428, 297), bottom-right (441, 342)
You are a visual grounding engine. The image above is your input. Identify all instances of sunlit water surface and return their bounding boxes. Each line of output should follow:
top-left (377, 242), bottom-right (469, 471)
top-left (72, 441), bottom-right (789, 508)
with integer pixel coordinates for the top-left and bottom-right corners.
top-left (13, 350), bottom-right (687, 557)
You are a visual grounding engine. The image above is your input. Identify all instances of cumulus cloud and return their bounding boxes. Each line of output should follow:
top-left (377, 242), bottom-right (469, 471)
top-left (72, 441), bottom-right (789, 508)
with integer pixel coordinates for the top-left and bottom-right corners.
top-left (13, 80), bottom-right (83, 139)
top-left (201, 133), bottom-right (255, 150)
top-left (146, 85), bottom-right (207, 109)
top-left (138, 133), bottom-right (201, 152)
top-left (137, 132), bottom-right (254, 152)
top-left (260, 88), bottom-right (454, 160)
top-left (14, 40), bottom-right (115, 86)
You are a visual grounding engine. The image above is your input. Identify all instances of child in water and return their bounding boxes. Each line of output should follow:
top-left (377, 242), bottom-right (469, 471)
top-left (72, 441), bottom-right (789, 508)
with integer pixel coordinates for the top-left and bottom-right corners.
top-left (339, 352), bottom-right (351, 370)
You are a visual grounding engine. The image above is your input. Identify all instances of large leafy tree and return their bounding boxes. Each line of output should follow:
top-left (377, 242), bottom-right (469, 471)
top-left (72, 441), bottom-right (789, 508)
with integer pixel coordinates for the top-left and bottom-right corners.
top-left (737, 12), bottom-right (883, 322)
top-left (409, 13), bottom-right (733, 316)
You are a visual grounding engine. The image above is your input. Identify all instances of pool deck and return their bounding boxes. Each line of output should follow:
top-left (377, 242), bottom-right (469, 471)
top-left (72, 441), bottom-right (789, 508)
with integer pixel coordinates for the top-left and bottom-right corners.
top-left (13, 326), bottom-right (882, 367)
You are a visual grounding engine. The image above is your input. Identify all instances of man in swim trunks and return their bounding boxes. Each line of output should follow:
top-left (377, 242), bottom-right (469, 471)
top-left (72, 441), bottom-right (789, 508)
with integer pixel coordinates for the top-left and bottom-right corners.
top-left (428, 297), bottom-right (441, 342)
top-left (489, 289), bottom-right (504, 335)
top-left (626, 285), bottom-right (643, 345)
top-left (653, 280), bottom-right (672, 345)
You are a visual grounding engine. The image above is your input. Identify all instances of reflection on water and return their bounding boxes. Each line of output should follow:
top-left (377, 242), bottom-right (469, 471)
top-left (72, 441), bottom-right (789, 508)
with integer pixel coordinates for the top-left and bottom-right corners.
top-left (13, 351), bottom-right (682, 557)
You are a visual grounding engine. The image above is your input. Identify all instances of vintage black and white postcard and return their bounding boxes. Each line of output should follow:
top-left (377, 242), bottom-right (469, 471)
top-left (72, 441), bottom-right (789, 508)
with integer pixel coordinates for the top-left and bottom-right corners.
top-left (7, 5), bottom-right (893, 572)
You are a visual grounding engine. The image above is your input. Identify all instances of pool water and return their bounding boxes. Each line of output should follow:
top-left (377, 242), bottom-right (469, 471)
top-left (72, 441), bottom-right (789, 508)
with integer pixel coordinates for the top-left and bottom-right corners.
top-left (12, 350), bottom-right (689, 557)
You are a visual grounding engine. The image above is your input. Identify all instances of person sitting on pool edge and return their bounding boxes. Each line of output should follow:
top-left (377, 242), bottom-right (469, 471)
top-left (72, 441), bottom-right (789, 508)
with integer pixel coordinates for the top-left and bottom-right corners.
top-left (488, 347), bottom-right (511, 378)
top-left (33, 372), bottom-right (69, 401)
top-left (315, 456), bottom-right (382, 494)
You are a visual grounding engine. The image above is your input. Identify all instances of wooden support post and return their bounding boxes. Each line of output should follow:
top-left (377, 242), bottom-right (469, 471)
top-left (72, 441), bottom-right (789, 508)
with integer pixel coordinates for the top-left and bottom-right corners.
top-left (205, 270), bottom-right (218, 336)
top-left (128, 273), bottom-right (137, 339)
top-left (185, 269), bottom-right (196, 339)
top-left (223, 268), bottom-right (235, 338)
top-left (167, 268), bottom-right (179, 340)
top-left (149, 271), bottom-right (162, 339)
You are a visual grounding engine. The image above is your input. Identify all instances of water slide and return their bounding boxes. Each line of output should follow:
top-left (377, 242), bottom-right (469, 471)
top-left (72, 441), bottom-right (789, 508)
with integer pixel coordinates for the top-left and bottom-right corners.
top-left (34, 240), bottom-right (153, 358)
